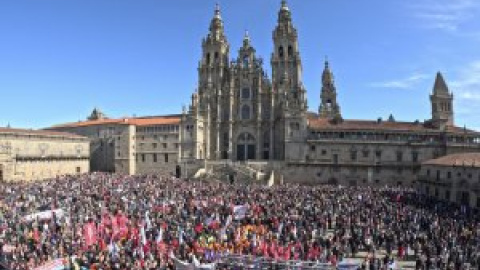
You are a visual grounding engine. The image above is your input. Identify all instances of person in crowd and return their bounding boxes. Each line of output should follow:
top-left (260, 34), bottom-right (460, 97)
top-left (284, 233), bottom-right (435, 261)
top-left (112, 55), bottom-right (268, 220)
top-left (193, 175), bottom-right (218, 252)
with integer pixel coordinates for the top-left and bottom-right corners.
top-left (0, 173), bottom-right (478, 270)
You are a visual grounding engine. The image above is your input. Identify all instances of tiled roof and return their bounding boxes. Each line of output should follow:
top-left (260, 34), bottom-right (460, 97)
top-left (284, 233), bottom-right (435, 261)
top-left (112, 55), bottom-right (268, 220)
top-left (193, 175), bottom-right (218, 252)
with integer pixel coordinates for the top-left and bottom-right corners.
top-left (423, 153), bottom-right (480, 168)
top-left (307, 117), bottom-right (478, 134)
top-left (0, 127), bottom-right (87, 139)
top-left (50, 116), bottom-right (181, 128)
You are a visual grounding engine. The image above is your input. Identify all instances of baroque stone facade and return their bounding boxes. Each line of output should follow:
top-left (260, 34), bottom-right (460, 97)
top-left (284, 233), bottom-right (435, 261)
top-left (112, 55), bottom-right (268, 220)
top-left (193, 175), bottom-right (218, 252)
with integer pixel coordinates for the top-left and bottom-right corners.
top-left (0, 128), bottom-right (90, 182)
top-left (181, 1), bottom-right (308, 162)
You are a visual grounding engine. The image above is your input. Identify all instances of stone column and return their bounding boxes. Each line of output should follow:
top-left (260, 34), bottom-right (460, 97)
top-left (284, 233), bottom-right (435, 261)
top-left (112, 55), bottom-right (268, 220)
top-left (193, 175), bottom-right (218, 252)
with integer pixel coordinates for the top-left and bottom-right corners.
top-left (206, 102), bottom-right (211, 160)
top-left (228, 87), bottom-right (234, 160)
top-left (179, 114), bottom-right (184, 162)
top-left (216, 93), bottom-right (221, 160)
top-left (270, 91), bottom-right (275, 160)
top-left (256, 85), bottom-right (262, 160)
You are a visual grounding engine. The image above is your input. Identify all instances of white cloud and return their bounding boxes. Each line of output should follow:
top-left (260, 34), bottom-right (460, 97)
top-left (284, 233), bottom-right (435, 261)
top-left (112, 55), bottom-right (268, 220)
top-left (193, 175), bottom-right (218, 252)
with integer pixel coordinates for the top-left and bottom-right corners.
top-left (451, 60), bottom-right (480, 101)
top-left (408, 0), bottom-right (479, 32)
top-left (369, 73), bottom-right (429, 89)
top-left (449, 60), bottom-right (480, 129)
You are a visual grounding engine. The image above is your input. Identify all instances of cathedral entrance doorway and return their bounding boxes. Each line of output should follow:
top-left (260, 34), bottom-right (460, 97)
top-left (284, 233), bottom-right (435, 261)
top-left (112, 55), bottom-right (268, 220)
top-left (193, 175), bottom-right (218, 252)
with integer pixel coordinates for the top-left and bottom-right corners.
top-left (236, 133), bottom-right (256, 161)
top-left (458, 191), bottom-right (470, 206)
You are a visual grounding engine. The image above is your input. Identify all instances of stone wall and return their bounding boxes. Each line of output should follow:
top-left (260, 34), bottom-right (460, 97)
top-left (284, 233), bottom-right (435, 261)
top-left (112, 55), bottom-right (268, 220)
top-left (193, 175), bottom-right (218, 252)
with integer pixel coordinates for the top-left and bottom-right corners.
top-left (278, 163), bottom-right (417, 187)
top-left (115, 125), bottom-right (136, 175)
top-left (135, 125), bottom-right (180, 175)
top-left (50, 124), bottom-right (120, 172)
top-left (418, 164), bottom-right (480, 208)
top-left (0, 131), bottom-right (90, 182)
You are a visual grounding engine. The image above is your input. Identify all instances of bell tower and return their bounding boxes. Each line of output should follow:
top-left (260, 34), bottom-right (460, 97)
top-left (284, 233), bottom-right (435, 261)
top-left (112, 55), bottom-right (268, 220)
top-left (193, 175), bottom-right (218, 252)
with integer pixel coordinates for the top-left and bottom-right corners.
top-left (198, 4), bottom-right (230, 93)
top-left (318, 60), bottom-right (342, 121)
top-left (430, 72), bottom-right (454, 129)
top-left (194, 4), bottom-right (231, 160)
top-left (271, 0), bottom-right (306, 112)
top-left (269, 1), bottom-right (308, 161)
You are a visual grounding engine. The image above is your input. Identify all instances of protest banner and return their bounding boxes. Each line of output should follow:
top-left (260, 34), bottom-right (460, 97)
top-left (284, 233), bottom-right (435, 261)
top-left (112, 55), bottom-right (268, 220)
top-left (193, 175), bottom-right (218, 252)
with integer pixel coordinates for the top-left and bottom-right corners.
top-left (23, 209), bottom-right (64, 222)
top-left (32, 258), bottom-right (68, 270)
top-left (233, 205), bottom-right (248, 220)
top-left (2, 244), bottom-right (16, 253)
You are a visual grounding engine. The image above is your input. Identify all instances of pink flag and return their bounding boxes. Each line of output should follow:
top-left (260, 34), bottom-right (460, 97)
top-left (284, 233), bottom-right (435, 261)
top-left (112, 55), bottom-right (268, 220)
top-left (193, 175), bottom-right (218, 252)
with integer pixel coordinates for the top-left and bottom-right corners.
top-left (83, 222), bottom-right (97, 247)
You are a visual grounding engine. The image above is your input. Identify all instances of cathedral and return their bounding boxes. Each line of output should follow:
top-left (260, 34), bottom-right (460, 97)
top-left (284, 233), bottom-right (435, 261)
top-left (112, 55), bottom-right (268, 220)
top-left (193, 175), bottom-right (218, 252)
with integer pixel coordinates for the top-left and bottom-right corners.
top-left (181, 1), bottom-right (308, 162)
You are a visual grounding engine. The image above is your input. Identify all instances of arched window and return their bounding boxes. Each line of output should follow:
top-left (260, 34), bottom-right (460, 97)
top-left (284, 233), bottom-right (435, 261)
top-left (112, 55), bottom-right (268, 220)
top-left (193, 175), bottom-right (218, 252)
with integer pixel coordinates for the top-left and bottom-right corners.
top-left (288, 45), bottom-right (293, 57)
top-left (263, 131), bottom-right (270, 160)
top-left (241, 104), bottom-right (251, 120)
top-left (263, 131), bottom-right (270, 148)
top-left (278, 46), bottom-right (284, 58)
top-left (241, 88), bottom-right (250, 99)
top-left (206, 53), bottom-right (211, 65)
top-left (243, 55), bottom-right (249, 68)
top-left (238, 133), bottom-right (255, 143)
top-left (223, 132), bottom-right (229, 147)
top-left (214, 52), bottom-right (219, 61)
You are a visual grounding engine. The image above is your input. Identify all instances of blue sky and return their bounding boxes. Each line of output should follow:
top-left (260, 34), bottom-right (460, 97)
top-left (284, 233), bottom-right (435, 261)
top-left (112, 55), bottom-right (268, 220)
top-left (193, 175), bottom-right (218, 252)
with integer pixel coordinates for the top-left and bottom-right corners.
top-left (0, 0), bottom-right (479, 129)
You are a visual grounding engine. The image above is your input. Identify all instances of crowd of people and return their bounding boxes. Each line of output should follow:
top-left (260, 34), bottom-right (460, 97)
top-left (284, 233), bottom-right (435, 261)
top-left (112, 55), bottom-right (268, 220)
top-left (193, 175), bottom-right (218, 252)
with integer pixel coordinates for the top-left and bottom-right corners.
top-left (0, 173), bottom-right (479, 270)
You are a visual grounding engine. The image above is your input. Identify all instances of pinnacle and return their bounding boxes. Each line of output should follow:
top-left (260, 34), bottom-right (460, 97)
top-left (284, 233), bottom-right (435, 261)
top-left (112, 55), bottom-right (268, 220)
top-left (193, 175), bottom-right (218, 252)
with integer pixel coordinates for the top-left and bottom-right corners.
top-left (244, 30), bottom-right (250, 41)
top-left (433, 71), bottom-right (450, 95)
top-left (214, 3), bottom-right (221, 19)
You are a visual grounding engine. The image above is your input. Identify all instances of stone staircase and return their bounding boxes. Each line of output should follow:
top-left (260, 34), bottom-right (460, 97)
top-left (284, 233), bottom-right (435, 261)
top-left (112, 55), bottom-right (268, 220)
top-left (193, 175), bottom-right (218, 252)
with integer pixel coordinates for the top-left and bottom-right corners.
top-left (194, 160), bottom-right (270, 184)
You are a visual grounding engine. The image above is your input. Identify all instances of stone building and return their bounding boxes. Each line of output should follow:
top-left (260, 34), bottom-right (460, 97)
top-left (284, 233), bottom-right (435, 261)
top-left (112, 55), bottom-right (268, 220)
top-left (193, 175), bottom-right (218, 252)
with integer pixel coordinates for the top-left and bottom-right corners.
top-left (48, 1), bottom-right (480, 186)
top-left (418, 153), bottom-right (480, 208)
top-left (49, 111), bottom-right (183, 176)
top-left (0, 127), bottom-right (90, 182)
top-left (179, 1), bottom-right (480, 186)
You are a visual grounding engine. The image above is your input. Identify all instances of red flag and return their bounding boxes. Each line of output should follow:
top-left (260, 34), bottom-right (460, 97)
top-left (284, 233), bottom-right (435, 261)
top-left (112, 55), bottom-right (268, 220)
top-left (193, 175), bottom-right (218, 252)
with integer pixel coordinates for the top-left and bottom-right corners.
top-left (158, 241), bottom-right (167, 255)
top-left (33, 228), bottom-right (40, 242)
top-left (195, 223), bottom-right (203, 233)
top-left (269, 242), bottom-right (278, 259)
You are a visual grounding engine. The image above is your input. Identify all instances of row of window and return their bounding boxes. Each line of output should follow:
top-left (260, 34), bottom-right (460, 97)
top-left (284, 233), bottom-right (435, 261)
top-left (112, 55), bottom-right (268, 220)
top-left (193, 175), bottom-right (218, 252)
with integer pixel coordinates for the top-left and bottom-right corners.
top-left (332, 166), bottom-right (415, 174)
top-left (426, 169), bottom-right (480, 181)
top-left (136, 153), bottom-right (169, 163)
top-left (205, 52), bottom-right (220, 65)
top-left (425, 188), bottom-right (480, 207)
top-left (433, 102), bottom-right (451, 112)
top-left (136, 125), bottom-right (179, 133)
top-left (278, 45), bottom-right (294, 58)
top-left (138, 143), bottom-right (179, 149)
top-left (136, 134), bottom-right (179, 141)
top-left (311, 132), bottom-right (480, 144)
top-left (309, 147), bottom-right (419, 162)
